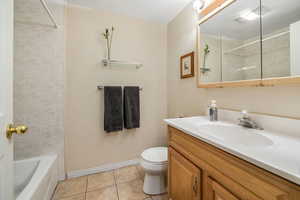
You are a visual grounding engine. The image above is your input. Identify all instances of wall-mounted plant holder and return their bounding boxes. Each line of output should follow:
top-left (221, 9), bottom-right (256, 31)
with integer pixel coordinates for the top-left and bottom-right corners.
top-left (200, 44), bottom-right (211, 74)
top-left (200, 67), bottom-right (211, 74)
top-left (102, 26), bottom-right (143, 69)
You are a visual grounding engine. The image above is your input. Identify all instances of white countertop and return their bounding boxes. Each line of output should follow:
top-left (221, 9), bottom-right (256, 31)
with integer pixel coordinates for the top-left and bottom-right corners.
top-left (164, 116), bottom-right (300, 185)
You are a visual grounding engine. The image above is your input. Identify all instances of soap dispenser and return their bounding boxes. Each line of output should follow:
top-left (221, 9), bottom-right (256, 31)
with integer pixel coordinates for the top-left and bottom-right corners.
top-left (208, 100), bottom-right (218, 121)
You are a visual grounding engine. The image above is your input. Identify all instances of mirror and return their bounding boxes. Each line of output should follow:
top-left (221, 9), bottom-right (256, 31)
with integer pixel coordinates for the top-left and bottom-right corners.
top-left (198, 0), bottom-right (262, 84)
top-left (197, 0), bottom-right (300, 87)
top-left (261, 0), bottom-right (300, 79)
top-left (198, 14), bottom-right (222, 83)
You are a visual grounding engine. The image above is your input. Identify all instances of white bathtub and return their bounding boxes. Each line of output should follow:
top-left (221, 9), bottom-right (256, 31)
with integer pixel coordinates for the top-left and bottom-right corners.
top-left (15, 155), bottom-right (59, 200)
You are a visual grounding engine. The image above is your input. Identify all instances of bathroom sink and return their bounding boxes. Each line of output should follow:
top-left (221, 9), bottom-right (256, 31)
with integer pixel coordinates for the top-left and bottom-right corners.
top-left (198, 123), bottom-right (274, 147)
top-left (165, 118), bottom-right (274, 147)
top-left (169, 117), bottom-right (208, 131)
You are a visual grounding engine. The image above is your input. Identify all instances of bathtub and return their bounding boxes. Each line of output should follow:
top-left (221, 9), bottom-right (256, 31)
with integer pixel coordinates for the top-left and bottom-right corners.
top-left (15, 155), bottom-right (59, 200)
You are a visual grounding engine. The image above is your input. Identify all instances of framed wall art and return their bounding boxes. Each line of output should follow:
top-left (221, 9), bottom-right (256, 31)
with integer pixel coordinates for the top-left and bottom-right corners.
top-left (180, 52), bottom-right (195, 79)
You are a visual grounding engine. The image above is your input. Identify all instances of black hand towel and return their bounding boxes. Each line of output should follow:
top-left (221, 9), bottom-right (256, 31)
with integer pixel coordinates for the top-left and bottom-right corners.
top-left (124, 86), bottom-right (140, 129)
top-left (104, 86), bottom-right (123, 132)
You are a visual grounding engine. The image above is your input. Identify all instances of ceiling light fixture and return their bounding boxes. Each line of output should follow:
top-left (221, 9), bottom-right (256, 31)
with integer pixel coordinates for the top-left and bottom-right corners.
top-left (193, 0), bottom-right (205, 12)
top-left (235, 7), bottom-right (268, 23)
top-left (240, 11), bottom-right (260, 21)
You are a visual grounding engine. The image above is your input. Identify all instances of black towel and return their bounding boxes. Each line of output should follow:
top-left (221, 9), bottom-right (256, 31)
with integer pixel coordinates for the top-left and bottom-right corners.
top-left (124, 86), bottom-right (140, 129)
top-left (104, 86), bottom-right (123, 132)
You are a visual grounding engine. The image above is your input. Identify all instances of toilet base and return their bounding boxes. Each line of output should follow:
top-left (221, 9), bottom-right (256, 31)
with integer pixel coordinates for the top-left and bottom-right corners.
top-left (143, 173), bottom-right (166, 195)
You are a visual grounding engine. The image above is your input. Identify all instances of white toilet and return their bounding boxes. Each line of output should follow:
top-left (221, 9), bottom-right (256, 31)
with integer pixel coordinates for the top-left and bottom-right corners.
top-left (141, 147), bottom-right (168, 195)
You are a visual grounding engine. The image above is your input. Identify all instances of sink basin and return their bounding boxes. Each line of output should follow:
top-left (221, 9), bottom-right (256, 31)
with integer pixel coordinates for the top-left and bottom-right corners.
top-left (166, 118), bottom-right (274, 148)
top-left (198, 123), bottom-right (274, 147)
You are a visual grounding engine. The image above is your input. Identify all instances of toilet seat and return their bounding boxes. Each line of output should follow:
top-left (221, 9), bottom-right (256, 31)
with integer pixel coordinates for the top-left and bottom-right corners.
top-left (141, 147), bottom-right (168, 164)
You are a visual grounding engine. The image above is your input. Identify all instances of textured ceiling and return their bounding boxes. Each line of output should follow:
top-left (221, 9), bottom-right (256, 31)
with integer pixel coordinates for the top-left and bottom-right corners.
top-left (69, 0), bottom-right (193, 24)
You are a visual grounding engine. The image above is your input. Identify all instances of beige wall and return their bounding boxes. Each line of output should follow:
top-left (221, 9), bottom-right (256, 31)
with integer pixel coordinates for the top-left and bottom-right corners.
top-left (205, 85), bottom-right (300, 118)
top-left (14, 0), bottom-right (65, 178)
top-left (167, 3), bottom-right (207, 118)
top-left (168, 2), bottom-right (300, 119)
top-left (65, 5), bottom-right (167, 172)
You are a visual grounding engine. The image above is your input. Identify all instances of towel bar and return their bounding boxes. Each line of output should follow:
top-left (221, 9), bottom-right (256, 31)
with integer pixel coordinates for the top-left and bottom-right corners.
top-left (97, 86), bottom-right (143, 91)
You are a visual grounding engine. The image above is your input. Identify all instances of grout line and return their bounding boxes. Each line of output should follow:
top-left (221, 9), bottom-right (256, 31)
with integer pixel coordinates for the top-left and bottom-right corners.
top-left (135, 164), bottom-right (144, 181)
top-left (52, 178), bottom-right (88, 200)
top-left (84, 175), bottom-right (88, 200)
top-left (135, 165), bottom-right (141, 180)
top-left (84, 171), bottom-right (118, 193)
top-left (50, 183), bottom-right (59, 200)
top-left (85, 175), bottom-right (89, 193)
top-left (55, 193), bottom-right (87, 200)
top-left (113, 169), bottom-right (120, 200)
top-left (113, 168), bottom-right (119, 185)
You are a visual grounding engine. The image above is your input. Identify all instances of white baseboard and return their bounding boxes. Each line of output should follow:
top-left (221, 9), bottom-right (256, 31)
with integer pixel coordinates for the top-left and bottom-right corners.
top-left (67, 158), bottom-right (140, 179)
top-left (58, 174), bottom-right (66, 181)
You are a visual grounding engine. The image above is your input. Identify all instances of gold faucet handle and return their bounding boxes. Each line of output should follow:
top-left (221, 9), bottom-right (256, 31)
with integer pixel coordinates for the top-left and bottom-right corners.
top-left (6, 124), bottom-right (28, 139)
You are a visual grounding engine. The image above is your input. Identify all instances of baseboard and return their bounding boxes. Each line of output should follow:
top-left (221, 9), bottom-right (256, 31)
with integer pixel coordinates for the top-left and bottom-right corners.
top-left (58, 174), bottom-right (66, 181)
top-left (67, 158), bottom-right (140, 179)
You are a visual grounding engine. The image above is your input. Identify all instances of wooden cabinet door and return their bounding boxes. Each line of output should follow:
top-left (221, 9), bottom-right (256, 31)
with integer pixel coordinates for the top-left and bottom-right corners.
top-left (169, 147), bottom-right (201, 200)
top-left (207, 177), bottom-right (240, 200)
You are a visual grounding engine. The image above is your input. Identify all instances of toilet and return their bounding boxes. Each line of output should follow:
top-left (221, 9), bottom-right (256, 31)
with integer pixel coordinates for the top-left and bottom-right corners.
top-left (141, 147), bottom-right (168, 195)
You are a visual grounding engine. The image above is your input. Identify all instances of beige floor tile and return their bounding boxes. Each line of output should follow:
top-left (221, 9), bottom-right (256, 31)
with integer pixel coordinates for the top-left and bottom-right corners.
top-left (114, 165), bottom-right (141, 184)
top-left (86, 186), bottom-right (118, 200)
top-left (53, 176), bottom-right (87, 199)
top-left (151, 194), bottom-right (168, 200)
top-left (87, 171), bottom-right (115, 192)
top-left (56, 193), bottom-right (86, 200)
top-left (117, 179), bottom-right (149, 200)
top-left (136, 164), bottom-right (145, 179)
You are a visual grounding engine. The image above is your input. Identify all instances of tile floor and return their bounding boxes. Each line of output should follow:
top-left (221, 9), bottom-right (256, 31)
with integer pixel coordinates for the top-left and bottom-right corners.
top-left (52, 165), bottom-right (168, 200)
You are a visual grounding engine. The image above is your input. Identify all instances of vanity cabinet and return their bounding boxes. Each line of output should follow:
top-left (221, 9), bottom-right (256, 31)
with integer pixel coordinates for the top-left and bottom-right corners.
top-left (207, 178), bottom-right (239, 200)
top-left (168, 126), bottom-right (300, 200)
top-left (169, 147), bottom-right (201, 200)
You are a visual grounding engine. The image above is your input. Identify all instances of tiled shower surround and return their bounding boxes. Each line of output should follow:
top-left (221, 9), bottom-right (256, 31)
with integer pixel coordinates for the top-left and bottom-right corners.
top-left (13, 0), bottom-right (65, 178)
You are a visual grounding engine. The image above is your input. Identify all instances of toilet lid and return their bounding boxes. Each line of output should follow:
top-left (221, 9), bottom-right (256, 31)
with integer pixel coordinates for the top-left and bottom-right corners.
top-left (141, 147), bottom-right (168, 163)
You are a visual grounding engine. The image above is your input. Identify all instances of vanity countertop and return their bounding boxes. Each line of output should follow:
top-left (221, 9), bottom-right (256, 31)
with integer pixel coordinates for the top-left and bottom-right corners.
top-left (164, 116), bottom-right (300, 185)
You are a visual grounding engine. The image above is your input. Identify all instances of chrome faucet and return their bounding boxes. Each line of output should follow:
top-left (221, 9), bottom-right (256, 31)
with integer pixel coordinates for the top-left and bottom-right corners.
top-left (238, 110), bottom-right (262, 130)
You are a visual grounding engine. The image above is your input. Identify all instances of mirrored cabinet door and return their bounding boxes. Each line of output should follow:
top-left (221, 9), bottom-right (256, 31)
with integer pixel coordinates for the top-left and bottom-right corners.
top-left (197, 0), bottom-right (300, 87)
top-left (198, 0), bottom-right (262, 85)
top-left (198, 17), bottom-right (222, 83)
top-left (221, 0), bottom-right (262, 82)
top-left (261, 0), bottom-right (300, 79)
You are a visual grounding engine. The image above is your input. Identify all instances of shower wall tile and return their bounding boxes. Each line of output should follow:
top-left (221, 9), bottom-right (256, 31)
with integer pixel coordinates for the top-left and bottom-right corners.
top-left (14, 0), bottom-right (66, 178)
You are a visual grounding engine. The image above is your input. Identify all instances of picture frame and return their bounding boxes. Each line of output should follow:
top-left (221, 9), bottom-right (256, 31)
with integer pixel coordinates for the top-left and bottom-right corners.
top-left (180, 52), bottom-right (195, 79)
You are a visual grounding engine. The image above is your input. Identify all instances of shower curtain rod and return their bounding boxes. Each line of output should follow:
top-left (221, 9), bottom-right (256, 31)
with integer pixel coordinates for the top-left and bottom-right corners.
top-left (40, 0), bottom-right (58, 28)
